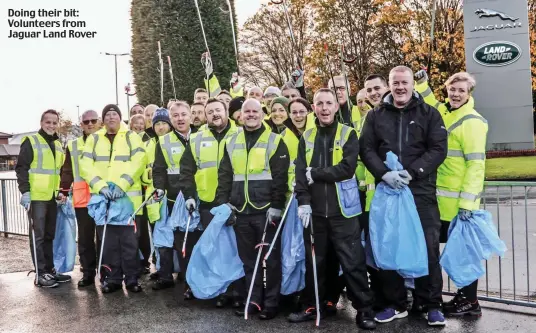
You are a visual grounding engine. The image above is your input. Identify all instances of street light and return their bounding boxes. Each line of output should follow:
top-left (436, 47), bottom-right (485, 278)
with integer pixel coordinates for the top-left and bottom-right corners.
top-left (101, 52), bottom-right (130, 106)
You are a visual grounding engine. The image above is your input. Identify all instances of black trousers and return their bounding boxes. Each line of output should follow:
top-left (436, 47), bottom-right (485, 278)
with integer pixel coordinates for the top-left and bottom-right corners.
top-left (138, 211), bottom-right (151, 269)
top-left (377, 194), bottom-right (443, 311)
top-left (302, 214), bottom-right (373, 312)
top-left (97, 224), bottom-right (140, 285)
top-left (158, 206), bottom-right (210, 285)
top-left (440, 220), bottom-right (478, 302)
top-left (75, 207), bottom-right (99, 277)
top-left (234, 213), bottom-right (281, 310)
top-left (29, 200), bottom-right (57, 274)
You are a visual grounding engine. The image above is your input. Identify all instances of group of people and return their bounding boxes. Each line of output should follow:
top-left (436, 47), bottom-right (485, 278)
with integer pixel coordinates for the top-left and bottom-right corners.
top-left (16, 57), bottom-right (488, 330)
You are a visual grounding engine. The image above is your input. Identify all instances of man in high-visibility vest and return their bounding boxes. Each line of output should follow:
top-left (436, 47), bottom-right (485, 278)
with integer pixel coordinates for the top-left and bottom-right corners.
top-left (216, 99), bottom-right (289, 320)
top-left (141, 104), bottom-right (158, 142)
top-left (178, 97), bottom-right (242, 306)
top-left (16, 109), bottom-right (68, 288)
top-left (58, 110), bottom-right (101, 287)
top-left (191, 102), bottom-right (207, 130)
top-left (80, 104), bottom-right (147, 294)
top-left (152, 101), bottom-right (194, 294)
top-left (327, 75), bottom-right (361, 127)
top-left (289, 88), bottom-right (375, 330)
top-left (194, 88), bottom-right (210, 104)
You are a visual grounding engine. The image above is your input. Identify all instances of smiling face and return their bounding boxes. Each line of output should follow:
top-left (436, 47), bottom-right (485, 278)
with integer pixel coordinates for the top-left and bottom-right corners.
top-left (270, 103), bottom-right (288, 126)
top-left (217, 93), bottom-right (232, 109)
top-left (289, 102), bottom-right (308, 130)
top-left (205, 100), bottom-right (228, 132)
top-left (194, 91), bottom-right (209, 104)
top-left (170, 104), bottom-right (191, 135)
top-left (130, 104), bottom-right (144, 117)
top-left (313, 91), bottom-right (337, 126)
top-left (364, 78), bottom-right (389, 107)
top-left (389, 69), bottom-right (414, 108)
top-left (154, 121), bottom-right (171, 136)
top-left (247, 87), bottom-right (263, 102)
top-left (356, 90), bottom-right (369, 112)
top-left (328, 76), bottom-right (348, 105)
top-left (41, 112), bottom-right (59, 135)
top-left (191, 104), bottom-right (206, 127)
top-left (447, 81), bottom-right (471, 109)
top-left (81, 110), bottom-right (100, 135)
top-left (282, 88), bottom-right (300, 100)
top-left (131, 117), bottom-right (145, 133)
top-left (144, 105), bottom-right (157, 129)
top-left (104, 111), bottom-right (121, 133)
top-left (241, 99), bottom-right (263, 131)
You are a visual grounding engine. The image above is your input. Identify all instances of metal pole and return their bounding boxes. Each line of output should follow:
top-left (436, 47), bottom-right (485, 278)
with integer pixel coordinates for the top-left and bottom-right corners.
top-left (1, 180), bottom-right (8, 237)
top-left (76, 105), bottom-right (80, 122)
top-left (426, 0), bottom-right (437, 73)
top-left (101, 52), bottom-right (129, 107)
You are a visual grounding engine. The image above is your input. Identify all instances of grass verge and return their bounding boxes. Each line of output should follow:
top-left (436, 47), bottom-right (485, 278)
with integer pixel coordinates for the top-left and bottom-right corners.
top-left (485, 156), bottom-right (536, 180)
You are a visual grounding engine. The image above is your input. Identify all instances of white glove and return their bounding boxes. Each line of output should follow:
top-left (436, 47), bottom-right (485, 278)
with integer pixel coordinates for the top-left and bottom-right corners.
top-left (305, 167), bottom-right (314, 185)
top-left (291, 69), bottom-right (304, 88)
top-left (415, 69), bottom-right (428, 84)
top-left (57, 193), bottom-right (67, 205)
top-left (185, 198), bottom-right (196, 213)
top-left (267, 207), bottom-right (282, 226)
top-left (298, 205), bottom-right (312, 229)
top-left (382, 171), bottom-right (409, 189)
top-left (230, 73), bottom-right (245, 93)
top-left (201, 52), bottom-right (213, 77)
top-left (20, 192), bottom-right (31, 210)
top-left (154, 189), bottom-right (165, 202)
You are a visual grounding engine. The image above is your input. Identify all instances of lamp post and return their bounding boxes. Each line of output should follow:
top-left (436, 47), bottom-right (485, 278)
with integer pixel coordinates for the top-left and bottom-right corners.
top-left (124, 83), bottom-right (137, 116)
top-left (101, 52), bottom-right (130, 106)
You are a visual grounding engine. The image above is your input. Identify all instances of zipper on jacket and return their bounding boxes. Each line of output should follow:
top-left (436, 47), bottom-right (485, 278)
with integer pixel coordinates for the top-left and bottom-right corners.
top-left (398, 112), bottom-right (403, 163)
top-left (323, 134), bottom-right (328, 218)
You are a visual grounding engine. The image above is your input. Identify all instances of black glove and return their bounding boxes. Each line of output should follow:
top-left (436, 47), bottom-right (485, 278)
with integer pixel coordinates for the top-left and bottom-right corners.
top-left (225, 203), bottom-right (237, 226)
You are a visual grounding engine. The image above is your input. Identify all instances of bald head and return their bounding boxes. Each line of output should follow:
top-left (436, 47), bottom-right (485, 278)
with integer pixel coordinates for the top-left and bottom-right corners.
top-left (80, 109), bottom-right (100, 135)
top-left (241, 98), bottom-right (263, 131)
top-left (247, 87), bottom-right (263, 102)
top-left (356, 88), bottom-right (370, 112)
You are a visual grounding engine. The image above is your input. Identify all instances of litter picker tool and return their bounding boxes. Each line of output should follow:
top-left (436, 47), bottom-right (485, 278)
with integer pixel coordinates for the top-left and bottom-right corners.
top-left (271, 0), bottom-right (302, 70)
top-left (220, 0), bottom-right (240, 75)
top-left (244, 216), bottom-right (271, 320)
top-left (167, 56), bottom-right (177, 100)
top-left (340, 44), bottom-right (356, 117)
top-left (97, 201), bottom-right (111, 281)
top-left (158, 41), bottom-right (164, 107)
top-left (127, 191), bottom-right (157, 233)
top-left (264, 195), bottom-right (295, 261)
top-left (194, 0), bottom-right (212, 96)
top-left (26, 205), bottom-right (39, 285)
top-left (310, 216), bottom-right (320, 327)
top-left (181, 209), bottom-right (193, 258)
top-left (426, 0), bottom-right (437, 74)
top-left (324, 43), bottom-right (343, 122)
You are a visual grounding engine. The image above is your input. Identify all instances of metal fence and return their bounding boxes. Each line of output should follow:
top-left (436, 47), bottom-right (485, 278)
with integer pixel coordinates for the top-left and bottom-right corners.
top-left (1, 178), bottom-right (535, 307)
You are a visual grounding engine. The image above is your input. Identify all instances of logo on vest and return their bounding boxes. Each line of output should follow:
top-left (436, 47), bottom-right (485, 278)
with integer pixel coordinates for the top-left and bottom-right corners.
top-left (171, 147), bottom-right (183, 155)
top-left (473, 41), bottom-right (522, 67)
top-left (471, 8), bottom-right (522, 32)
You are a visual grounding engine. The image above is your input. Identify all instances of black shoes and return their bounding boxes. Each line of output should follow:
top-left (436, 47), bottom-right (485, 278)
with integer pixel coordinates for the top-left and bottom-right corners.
top-left (152, 279), bottom-right (175, 291)
top-left (126, 283), bottom-right (143, 293)
top-left (444, 294), bottom-right (482, 317)
top-left (77, 276), bottom-right (95, 287)
top-left (288, 307), bottom-right (322, 323)
top-left (232, 299), bottom-right (243, 309)
top-left (356, 311), bottom-right (377, 330)
top-left (176, 272), bottom-right (185, 282)
top-left (325, 301), bottom-right (338, 317)
top-left (52, 270), bottom-right (72, 283)
top-left (216, 295), bottom-right (228, 308)
top-left (259, 308), bottom-right (278, 320)
top-left (184, 288), bottom-right (194, 300)
top-left (102, 283), bottom-right (122, 294)
top-left (149, 272), bottom-right (160, 281)
top-left (36, 273), bottom-right (59, 288)
top-left (235, 304), bottom-right (261, 317)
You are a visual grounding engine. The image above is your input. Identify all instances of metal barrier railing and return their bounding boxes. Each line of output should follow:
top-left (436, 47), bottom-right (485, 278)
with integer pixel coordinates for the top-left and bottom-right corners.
top-left (443, 181), bottom-right (536, 308)
top-left (1, 177), bottom-right (534, 306)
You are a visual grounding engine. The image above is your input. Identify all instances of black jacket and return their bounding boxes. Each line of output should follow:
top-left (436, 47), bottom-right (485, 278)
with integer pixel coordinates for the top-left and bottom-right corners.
top-left (179, 121), bottom-right (233, 210)
top-left (337, 102), bottom-right (353, 127)
top-left (359, 92), bottom-right (447, 196)
top-left (153, 130), bottom-right (189, 201)
top-left (16, 129), bottom-right (59, 194)
top-left (141, 127), bottom-right (156, 142)
top-left (215, 126), bottom-right (289, 214)
top-left (295, 120), bottom-right (359, 218)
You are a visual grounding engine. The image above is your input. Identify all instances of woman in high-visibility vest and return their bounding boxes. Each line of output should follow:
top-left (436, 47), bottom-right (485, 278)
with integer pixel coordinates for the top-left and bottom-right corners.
top-left (415, 70), bottom-right (488, 317)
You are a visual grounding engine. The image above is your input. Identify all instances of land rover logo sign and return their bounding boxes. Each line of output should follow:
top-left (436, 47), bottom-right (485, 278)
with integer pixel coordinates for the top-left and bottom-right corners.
top-left (473, 41), bottom-right (522, 67)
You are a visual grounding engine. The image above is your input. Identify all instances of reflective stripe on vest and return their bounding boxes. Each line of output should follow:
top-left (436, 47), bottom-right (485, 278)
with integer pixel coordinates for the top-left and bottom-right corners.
top-left (27, 134), bottom-right (64, 201)
top-left (447, 149), bottom-right (486, 161)
top-left (447, 114), bottom-right (488, 134)
top-left (29, 135), bottom-right (61, 176)
top-left (303, 123), bottom-right (361, 218)
top-left (70, 138), bottom-right (83, 182)
top-left (160, 133), bottom-right (185, 175)
top-left (436, 189), bottom-right (482, 202)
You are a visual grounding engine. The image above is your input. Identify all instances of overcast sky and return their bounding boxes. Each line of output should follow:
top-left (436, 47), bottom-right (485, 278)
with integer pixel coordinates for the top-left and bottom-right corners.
top-left (0, 0), bottom-right (265, 134)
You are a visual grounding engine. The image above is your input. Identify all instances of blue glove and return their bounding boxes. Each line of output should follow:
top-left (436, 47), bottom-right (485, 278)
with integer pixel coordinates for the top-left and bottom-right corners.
top-left (111, 186), bottom-right (125, 200)
top-left (458, 208), bottom-right (472, 221)
top-left (99, 187), bottom-right (113, 200)
top-left (382, 171), bottom-right (409, 189)
top-left (20, 192), bottom-right (30, 210)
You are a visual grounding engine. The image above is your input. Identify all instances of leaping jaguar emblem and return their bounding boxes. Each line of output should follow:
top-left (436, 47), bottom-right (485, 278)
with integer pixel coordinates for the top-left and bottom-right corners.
top-left (475, 8), bottom-right (519, 22)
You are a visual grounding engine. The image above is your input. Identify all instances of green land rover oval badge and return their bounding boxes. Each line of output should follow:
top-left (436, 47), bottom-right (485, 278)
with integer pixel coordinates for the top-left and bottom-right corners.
top-left (473, 41), bottom-right (522, 67)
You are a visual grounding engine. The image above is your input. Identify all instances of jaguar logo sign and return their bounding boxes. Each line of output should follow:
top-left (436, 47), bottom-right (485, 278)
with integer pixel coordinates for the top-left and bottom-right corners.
top-left (473, 41), bottom-right (522, 67)
top-left (471, 8), bottom-right (522, 32)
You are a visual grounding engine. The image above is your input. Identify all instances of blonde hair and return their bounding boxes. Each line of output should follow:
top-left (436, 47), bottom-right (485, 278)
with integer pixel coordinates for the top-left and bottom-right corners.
top-left (169, 100), bottom-right (191, 113)
top-left (389, 65), bottom-right (413, 78)
top-left (129, 114), bottom-right (145, 130)
top-left (445, 72), bottom-right (476, 92)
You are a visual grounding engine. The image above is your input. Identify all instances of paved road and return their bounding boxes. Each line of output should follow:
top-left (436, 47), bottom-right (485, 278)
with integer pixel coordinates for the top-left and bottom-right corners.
top-left (0, 269), bottom-right (535, 333)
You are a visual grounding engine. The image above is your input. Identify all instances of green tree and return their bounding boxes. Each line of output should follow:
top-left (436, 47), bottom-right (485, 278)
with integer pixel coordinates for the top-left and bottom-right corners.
top-left (131, 0), bottom-right (238, 105)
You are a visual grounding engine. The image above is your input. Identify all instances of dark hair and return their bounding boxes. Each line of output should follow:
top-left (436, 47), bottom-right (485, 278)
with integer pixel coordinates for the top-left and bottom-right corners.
top-left (191, 102), bottom-right (205, 108)
top-left (217, 90), bottom-right (232, 98)
top-left (288, 97), bottom-right (312, 113)
top-left (41, 109), bottom-right (59, 122)
top-left (364, 74), bottom-right (388, 86)
top-left (130, 103), bottom-right (144, 111)
top-left (194, 88), bottom-right (208, 96)
top-left (205, 97), bottom-right (228, 113)
top-left (313, 88), bottom-right (337, 101)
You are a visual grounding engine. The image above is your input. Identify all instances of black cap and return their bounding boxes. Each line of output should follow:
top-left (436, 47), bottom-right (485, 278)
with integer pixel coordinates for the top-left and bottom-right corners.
top-left (229, 96), bottom-right (245, 114)
top-left (102, 104), bottom-right (122, 120)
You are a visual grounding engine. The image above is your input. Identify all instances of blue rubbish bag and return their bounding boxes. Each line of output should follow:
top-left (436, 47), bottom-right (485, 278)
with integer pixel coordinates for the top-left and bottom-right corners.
top-left (187, 204), bottom-right (245, 299)
top-left (153, 197), bottom-right (180, 273)
top-left (280, 196), bottom-right (305, 295)
top-left (87, 183), bottom-right (134, 226)
top-left (440, 210), bottom-right (506, 288)
top-left (169, 192), bottom-right (201, 232)
top-left (369, 151), bottom-right (428, 278)
top-left (53, 199), bottom-right (77, 273)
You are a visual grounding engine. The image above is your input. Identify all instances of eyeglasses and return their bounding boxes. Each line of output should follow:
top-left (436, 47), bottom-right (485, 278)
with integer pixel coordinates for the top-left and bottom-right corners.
top-left (82, 119), bottom-right (98, 125)
top-left (334, 86), bottom-right (346, 92)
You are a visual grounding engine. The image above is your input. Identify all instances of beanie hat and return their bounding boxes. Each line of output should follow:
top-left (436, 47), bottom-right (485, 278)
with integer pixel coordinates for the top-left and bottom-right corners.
top-left (102, 104), bottom-right (122, 120)
top-left (229, 96), bottom-right (245, 114)
top-left (152, 108), bottom-right (172, 128)
top-left (264, 86), bottom-right (281, 97)
top-left (270, 96), bottom-right (290, 113)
